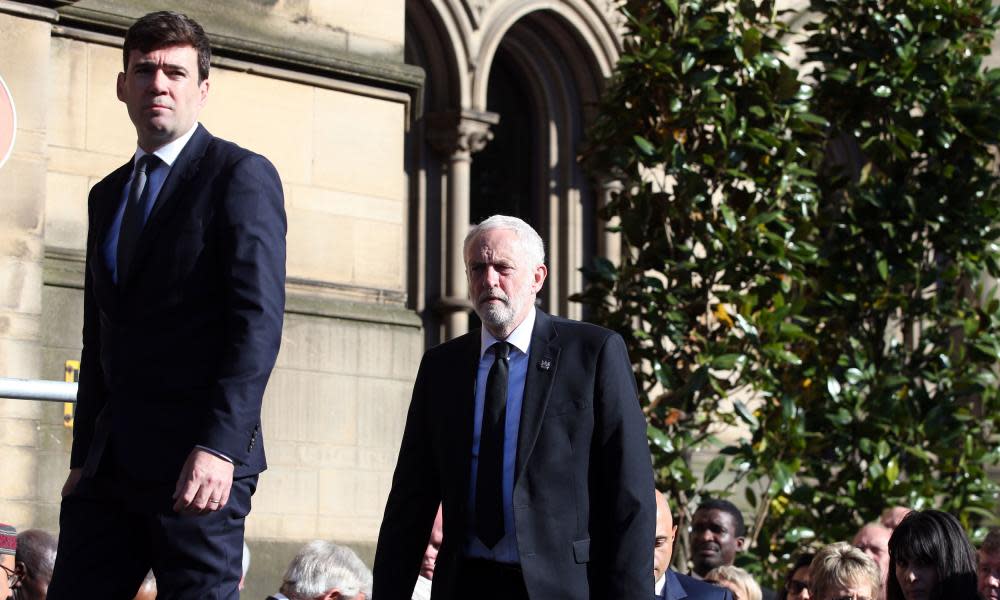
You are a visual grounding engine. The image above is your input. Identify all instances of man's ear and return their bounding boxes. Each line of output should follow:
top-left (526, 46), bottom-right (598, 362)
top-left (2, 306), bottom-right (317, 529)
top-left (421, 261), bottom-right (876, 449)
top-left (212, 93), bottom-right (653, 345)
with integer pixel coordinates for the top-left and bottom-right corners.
top-left (116, 72), bottom-right (126, 102)
top-left (735, 536), bottom-right (746, 551)
top-left (531, 263), bottom-right (548, 293)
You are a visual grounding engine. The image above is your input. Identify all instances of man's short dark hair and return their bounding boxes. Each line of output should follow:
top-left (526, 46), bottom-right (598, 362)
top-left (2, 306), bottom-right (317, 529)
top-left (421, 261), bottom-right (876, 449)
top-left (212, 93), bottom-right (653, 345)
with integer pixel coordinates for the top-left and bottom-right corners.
top-left (123, 11), bottom-right (211, 82)
top-left (696, 498), bottom-right (747, 537)
top-left (982, 527), bottom-right (1000, 555)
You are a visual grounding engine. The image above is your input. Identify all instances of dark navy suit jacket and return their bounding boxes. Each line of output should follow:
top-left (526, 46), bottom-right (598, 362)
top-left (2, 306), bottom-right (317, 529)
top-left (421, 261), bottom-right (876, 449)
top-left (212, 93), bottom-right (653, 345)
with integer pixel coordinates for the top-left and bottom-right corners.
top-left (660, 570), bottom-right (734, 600)
top-left (373, 311), bottom-right (656, 599)
top-left (71, 124), bottom-right (286, 484)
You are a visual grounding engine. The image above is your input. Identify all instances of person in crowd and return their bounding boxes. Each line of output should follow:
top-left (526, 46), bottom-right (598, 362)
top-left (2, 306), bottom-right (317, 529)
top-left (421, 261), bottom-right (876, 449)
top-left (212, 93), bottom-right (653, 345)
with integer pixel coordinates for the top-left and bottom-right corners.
top-left (1, 524), bottom-right (16, 600)
top-left (690, 500), bottom-right (747, 578)
top-left (278, 541), bottom-right (372, 600)
top-left (47, 9), bottom-right (285, 600)
top-left (412, 505), bottom-right (443, 600)
top-left (886, 509), bottom-right (978, 600)
top-left (132, 570), bottom-right (157, 600)
top-left (705, 565), bottom-right (762, 600)
top-left (979, 528), bottom-right (1000, 600)
top-left (777, 552), bottom-right (813, 600)
top-left (654, 490), bottom-right (733, 600)
top-left (853, 522), bottom-right (891, 598)
top-left (690, 500), bottom-right (778, 599)
top-left (809, 542), bottom-right (880, 600)
top-left (11, 529), bottom-right (57, 600)
top-left (881, 507), bottom-right (912, 530)
top-left (373, 215), bottom-right (655, 599)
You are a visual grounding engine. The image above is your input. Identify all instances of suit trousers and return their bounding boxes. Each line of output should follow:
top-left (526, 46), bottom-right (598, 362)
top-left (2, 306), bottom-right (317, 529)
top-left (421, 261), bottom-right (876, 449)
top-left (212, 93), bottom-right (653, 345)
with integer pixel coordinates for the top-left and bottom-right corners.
top-left (456, 558), bottom-right (529, 600)
top-left (48, 462), bottom-right (256, 600)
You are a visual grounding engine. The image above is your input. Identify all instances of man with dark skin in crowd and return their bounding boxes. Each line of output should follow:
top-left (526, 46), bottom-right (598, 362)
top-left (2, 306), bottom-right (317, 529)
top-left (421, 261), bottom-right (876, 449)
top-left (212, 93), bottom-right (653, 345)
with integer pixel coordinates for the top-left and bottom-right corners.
top-left (656, 491), bottom-right (731, 600)
top-left (690, 500), bottom-right (776, 600)
top-left (12, 530), bottom-right (57, 600)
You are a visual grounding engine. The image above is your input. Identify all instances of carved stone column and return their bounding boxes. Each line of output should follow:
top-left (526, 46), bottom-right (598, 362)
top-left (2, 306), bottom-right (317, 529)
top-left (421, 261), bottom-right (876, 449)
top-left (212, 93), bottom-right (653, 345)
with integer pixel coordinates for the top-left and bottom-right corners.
top-left (426, 110), bottom-right (499, 340)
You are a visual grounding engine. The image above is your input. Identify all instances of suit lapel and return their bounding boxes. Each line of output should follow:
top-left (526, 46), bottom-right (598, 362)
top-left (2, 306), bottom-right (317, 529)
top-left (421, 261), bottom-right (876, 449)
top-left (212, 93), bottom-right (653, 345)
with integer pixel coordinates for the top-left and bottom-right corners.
top-left (91, 162), bottom-right (132, 297)
top-left (666, 570), bottom-right (689, 600)
top-left (514, 310), bottom-right (560, 485)
top-left (445, 332), bottom-right (481, 531)
top-left (119, 124), bottom-right (211, 289)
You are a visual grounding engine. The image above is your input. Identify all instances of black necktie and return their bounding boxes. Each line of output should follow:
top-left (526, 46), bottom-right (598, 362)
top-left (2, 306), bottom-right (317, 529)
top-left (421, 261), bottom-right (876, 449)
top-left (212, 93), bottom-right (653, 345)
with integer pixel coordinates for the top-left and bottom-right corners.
top-left (476, 341), bottom-right (510, 548)
top-left (117, 154), bottom-right (161, 282)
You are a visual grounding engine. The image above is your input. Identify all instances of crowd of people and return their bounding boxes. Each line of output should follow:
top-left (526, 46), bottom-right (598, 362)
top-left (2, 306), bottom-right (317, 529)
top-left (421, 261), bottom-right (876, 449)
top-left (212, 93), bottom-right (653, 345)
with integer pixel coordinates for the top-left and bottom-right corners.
top-left (0, 522), bottom-right (374, 600)
top-left (2, 498), bottom-right (996, 600)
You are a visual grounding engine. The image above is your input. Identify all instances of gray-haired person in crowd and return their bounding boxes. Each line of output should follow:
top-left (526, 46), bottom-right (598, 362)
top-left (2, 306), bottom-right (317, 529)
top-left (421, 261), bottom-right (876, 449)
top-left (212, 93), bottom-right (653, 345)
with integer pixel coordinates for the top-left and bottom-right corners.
top-left (12, 529), bottom-right (58, 600)
top-left (275, 541), bottom-right (372, 600)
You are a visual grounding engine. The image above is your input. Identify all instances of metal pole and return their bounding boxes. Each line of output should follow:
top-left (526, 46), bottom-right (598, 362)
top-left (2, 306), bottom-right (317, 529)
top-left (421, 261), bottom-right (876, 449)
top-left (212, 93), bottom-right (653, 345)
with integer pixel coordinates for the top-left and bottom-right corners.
top-left (0, 377), bottom-right (77, 402)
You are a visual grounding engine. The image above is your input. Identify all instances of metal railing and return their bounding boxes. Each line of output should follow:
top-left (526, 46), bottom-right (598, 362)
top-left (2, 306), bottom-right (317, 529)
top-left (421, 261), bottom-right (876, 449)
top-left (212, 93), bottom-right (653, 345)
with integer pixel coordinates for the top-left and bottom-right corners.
top-left (0, 377), bottom-right (77, 402)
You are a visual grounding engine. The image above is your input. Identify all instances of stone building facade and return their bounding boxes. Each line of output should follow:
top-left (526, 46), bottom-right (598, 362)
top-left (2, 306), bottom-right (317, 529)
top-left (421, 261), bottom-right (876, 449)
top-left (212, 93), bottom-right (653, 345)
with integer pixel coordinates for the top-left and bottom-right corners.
top-left (0, 0), bottom-right (625, 594)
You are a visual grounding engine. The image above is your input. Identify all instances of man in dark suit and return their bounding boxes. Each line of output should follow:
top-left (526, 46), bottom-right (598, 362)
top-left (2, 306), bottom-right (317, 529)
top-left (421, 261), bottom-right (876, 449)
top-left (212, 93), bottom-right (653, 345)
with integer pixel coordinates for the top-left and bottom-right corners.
top-left (47, 11), bottom-right (285, 599)
top-left (654, 491), bottom-right (732, 600)
top-left (372, 215), bottom-right (655, 599)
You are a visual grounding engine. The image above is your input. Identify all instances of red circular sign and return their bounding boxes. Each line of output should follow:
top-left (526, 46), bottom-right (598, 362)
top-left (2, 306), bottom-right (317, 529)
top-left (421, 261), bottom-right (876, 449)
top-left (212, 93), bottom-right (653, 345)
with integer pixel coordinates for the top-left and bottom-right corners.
top-left (0, 74), bottom-right (16, 170)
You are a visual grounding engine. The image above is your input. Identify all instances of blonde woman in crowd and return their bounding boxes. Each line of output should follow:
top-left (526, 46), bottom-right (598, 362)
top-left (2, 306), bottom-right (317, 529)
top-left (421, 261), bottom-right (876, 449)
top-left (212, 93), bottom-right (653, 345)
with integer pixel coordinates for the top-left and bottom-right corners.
top-left (809, 542), bottom-right (881, 600)
top-left (705, 565), bottom-right (763, 600)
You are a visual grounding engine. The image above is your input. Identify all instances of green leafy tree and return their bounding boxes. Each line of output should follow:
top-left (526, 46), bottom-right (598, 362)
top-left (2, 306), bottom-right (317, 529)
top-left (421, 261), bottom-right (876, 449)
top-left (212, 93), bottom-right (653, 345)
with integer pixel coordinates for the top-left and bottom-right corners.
top-left (579, 0), bottom-right (1000, 584)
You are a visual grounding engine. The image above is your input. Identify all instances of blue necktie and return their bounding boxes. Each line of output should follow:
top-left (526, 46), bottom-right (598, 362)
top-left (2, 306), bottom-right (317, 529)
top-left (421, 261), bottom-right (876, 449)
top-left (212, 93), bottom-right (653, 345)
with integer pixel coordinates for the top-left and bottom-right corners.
top-left (117, 154), bottom-right (161, 282)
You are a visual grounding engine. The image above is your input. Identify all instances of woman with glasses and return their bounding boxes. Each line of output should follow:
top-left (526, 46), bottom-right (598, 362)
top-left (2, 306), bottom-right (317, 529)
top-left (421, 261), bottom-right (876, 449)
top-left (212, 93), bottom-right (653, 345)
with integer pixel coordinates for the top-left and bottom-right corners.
top-left (809, 542), bottom-right (880, 600)
top-left (886, 509), bottom-right (978, 600)
top-left (779, 552), bottom-right (815, 600)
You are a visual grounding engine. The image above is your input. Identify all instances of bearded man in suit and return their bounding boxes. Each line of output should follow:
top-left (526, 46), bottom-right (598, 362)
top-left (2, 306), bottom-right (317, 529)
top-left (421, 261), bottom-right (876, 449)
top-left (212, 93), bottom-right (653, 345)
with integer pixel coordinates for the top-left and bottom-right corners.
top-left (48, 10), bottom-right (285, 598)
top-left (373, 215), bottom-right (655, 599)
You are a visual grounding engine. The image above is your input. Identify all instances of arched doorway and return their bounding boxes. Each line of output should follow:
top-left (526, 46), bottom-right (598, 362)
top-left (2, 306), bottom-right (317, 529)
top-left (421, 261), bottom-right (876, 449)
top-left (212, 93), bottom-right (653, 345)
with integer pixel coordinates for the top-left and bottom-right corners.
top-left (406, 0), bottom-right (619, 344)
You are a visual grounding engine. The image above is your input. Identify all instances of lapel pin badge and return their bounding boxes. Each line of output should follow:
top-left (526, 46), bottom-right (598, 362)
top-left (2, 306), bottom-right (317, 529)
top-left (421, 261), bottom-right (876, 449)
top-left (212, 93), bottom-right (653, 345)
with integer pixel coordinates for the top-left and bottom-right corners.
top-left (538, 358), bottom-right (552, 371)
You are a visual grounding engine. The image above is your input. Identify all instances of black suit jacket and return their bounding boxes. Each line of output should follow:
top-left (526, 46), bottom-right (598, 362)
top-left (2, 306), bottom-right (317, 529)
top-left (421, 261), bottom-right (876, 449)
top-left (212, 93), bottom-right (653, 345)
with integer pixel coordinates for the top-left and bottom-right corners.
top-left (71, 124), bottom-right (286, 484)
top-left (660, 570), bottom-right (733, 600)
top-left (373, 310), bottom-right (655, 599)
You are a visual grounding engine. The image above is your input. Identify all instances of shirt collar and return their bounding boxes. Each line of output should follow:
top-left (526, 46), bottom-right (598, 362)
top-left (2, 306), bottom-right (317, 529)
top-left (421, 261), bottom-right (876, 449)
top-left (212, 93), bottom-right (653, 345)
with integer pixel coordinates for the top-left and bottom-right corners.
top-left (655, 573), bottom-right (667, 595)
top-left (480, 306), bottom-right (536, 359)
top-left (134, 121), bottom-right (199, 168)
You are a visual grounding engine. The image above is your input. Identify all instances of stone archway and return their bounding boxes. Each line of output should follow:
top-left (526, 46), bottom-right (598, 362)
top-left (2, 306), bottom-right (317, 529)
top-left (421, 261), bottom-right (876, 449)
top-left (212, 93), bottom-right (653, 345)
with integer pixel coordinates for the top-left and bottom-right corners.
top-left (406, 0), bottom-right (621, 342)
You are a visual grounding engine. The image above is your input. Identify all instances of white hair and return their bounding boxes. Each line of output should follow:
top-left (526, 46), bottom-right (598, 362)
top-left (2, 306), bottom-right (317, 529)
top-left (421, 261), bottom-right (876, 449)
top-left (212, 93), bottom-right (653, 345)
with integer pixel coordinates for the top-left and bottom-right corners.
top-left (464, 214), bottom-right (545, 267)
top-left (281, 541), bottom-right (372, 600)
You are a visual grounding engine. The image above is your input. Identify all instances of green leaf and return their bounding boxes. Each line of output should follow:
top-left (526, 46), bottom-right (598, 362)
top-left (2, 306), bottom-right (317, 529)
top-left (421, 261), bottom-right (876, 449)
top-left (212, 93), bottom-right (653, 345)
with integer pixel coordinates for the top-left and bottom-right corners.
top-left (711, 353), bottom-right (744, 369)
top-left (733, 400), bottom-right (759, 428)
top-left (873, 85), bottom-right (892, 98)
top-left (785, 527), bottom-right (816, 542)
top-left (720, 205), bottom-right (738, 231)
top-left (704, 456), bottom-right (727, 484)
top-left (634, 135), bottom-right (656, 156)
top-left (827, 377), bottom-right (841, 398)
top-left (663, 0), bottom-right (679, 17)
top-left (647, 425), bottom-right (675, 454)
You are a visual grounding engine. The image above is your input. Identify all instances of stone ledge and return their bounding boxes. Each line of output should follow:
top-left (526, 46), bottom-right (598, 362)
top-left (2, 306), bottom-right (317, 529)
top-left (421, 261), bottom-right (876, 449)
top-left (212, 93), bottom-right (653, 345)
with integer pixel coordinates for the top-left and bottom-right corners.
top-left (52, 0), bottom-right (423, 107)
top-left (0, 0), bottom-right (58, 21)
top-left (43, 247), bottom-right (422, 329)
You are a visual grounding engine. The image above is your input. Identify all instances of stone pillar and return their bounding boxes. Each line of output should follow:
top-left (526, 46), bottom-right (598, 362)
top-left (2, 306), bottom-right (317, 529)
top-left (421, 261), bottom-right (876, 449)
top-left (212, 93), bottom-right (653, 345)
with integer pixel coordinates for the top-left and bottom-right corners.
top-left (426, 110), bottom-right (498, 340)
top-left (0, 4), bottom-right (55, 526)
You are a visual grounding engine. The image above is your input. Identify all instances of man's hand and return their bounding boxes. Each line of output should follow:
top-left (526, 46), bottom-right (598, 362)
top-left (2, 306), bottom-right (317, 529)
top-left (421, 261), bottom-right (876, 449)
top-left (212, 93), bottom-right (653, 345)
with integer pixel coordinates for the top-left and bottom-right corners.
top-left (172, 448), bottom-right (234, 515)
top-left (61, 468), bottom-right (83, 498)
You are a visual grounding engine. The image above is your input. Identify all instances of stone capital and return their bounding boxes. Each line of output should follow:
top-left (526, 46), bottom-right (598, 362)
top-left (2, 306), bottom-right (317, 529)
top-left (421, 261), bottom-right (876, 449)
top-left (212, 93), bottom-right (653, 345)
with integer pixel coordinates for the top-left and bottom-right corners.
top-left (425, 109), bottom-right (500, 160)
